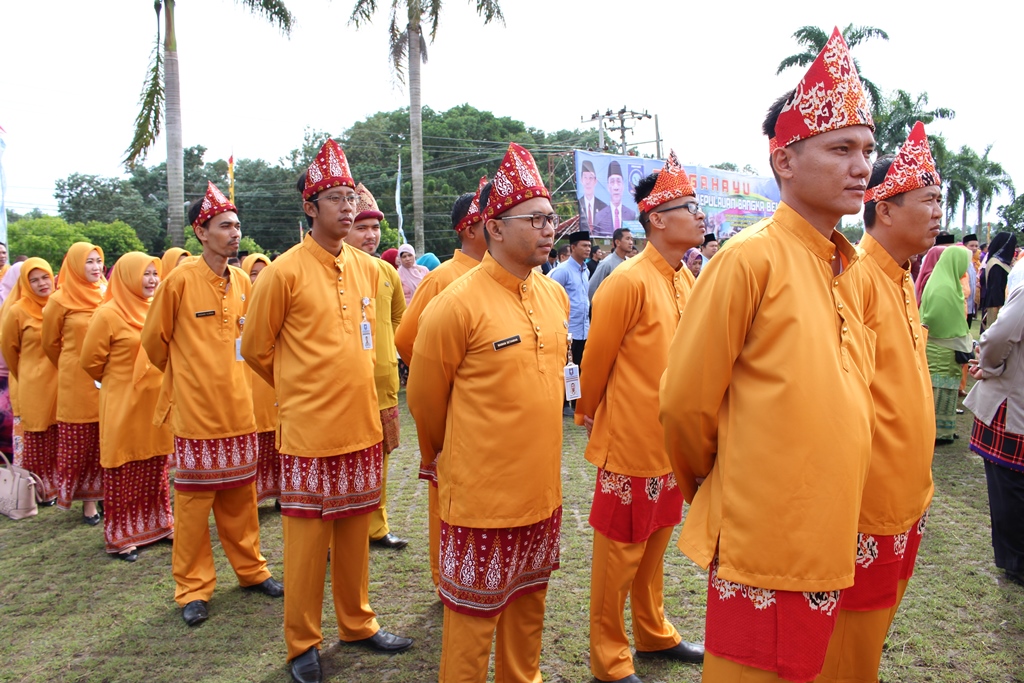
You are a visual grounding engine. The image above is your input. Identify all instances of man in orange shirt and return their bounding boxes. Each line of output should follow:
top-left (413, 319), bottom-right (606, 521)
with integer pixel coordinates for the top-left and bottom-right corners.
top-left (579, 152), bottom-right (706, 683)
top-left (815, 123), bottom-right (940, 682)
top-left (242, 141), bottom-right (412, 683)
top-left (660, 29), bottom-right (878, 682)
top-left (142, 182), bottom-right (282, 628)
top-left (407, 143), bottom-right (568, 683)
top-left (395, 175), bottom-right (488, 587)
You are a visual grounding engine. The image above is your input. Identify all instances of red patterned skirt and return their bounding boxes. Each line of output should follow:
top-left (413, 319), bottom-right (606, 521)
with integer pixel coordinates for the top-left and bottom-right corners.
top-left (173, 433), bottom-right (258, 492)
top-left (56, 421), bottom-right (103, 509)
top-left (20, 425), bottom-right (58, 502)
top-left (589, 468), bottom-right (683, 544)
top-left (380, 406), bottom-right (400, 455)
top-left (841, 512), bottom-right (928, 612)
top-left (255, 431), bottom-right (281, 503)
top-left (971, 401), bottom-right (1024, 473)
top-left (279, 442), bottom-right (383, 520)
top-left (12, 417), bottom-right (25, 467)
top-left (419, 458), bottom-right (438, 485)
top-left (439, 507), bottom-right (562, 618)
top-left (102, 455), bottom-right (173, 553)
top-left (706, 558), bottom-right (844, 682)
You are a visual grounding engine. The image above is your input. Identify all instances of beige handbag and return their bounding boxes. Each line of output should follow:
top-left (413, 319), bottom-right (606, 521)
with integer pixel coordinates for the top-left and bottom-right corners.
top-left (0, 451), bottom-right (41, 520)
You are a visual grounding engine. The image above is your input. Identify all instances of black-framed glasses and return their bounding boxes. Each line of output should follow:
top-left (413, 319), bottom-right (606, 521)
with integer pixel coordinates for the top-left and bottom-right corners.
top-left (313, 193), bottom-right (359, 206)
top-left (500, 213), bottom-right (560, 230)
top-left (652, 201), bottom-right (702, 216)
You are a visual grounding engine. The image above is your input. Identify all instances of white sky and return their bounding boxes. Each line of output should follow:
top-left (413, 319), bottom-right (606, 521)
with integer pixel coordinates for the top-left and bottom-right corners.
top-left (1, 0), bottom-right (1016, 233)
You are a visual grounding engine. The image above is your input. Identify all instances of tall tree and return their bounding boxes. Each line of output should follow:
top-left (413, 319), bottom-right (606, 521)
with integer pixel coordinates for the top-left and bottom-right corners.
top-left (348, 0), bottom-right (505, 254)
top-left (973, 145), bottom-right (1015, 232)
top-left (943, 146), bottom-right (979, 231)
top-left (873, 90), bottom-right (955, 155)
top-left (776, 24), bottom-right (889, 113)
top-left (123, 0), bottom-right (294, 248)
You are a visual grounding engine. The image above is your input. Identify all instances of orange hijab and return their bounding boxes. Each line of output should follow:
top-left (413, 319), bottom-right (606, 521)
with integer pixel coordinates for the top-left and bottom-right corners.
top-left (50, 242), bottom-right (107, 312)
top-left (103, 252), bottom-right (160, 330)
top-left (161, 247), bottom-right (192, 276)
top-left (15, 258), bottom-right (55, 320)
top-left (241, 253), bottom-right (271, 278)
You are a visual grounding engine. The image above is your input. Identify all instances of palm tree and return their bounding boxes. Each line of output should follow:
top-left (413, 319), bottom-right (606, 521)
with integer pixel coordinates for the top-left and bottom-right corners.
top-left (943, 146), bottom-right (979, 231)
top-left (776, 24), bottom-right (889, 113)
top-left (873, 90), bottom-right (955, 155)
top-left (973, 145), bottom-right (1015, 232)
top-left (124, 1), bottom-right (294, 247)
top-left (349, 0), bottom-right (504, 254)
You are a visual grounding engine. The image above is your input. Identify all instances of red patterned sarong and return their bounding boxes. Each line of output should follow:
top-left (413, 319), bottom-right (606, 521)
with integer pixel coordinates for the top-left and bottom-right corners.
top-left (439, 507), bottom-right (562, 618)
top-left (588, 468), bottom-right (682, 544)
top-left (706, 557), bottom-right (844, 682)
top-left (173, 433), bottom-right (258, 492)
top-left (255, 431), bottom-right (281, 503)
top-left (102, 455), bottom-right (173, 553)
top-left (380, 406), bottom-right (400, 454)
top-left (419, 458), bottom-right (438, 486)
top-left (12, 417), bottom-right (24, 467)
top-left (971, 401), bottom-right (1024, 473)
top-left (21, 425), bottom-right (58, 501)
top-left (279, 442), bottom-right (383, 520)
top-left (57, 421), bottom-right (103, 509)
top-left (842, 511), bottom-right (928, 611)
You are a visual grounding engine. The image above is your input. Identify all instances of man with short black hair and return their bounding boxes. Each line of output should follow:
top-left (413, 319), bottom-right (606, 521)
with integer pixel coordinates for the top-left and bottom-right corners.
top-left (542, 248), bottom-right (559, 275)
top-left (589, 228), bottom-right (634, 301)
top-left (579, 160), bottom-right (608, 232)
top-left (595, 161), bottom-right (637, 235)
top-left (557, 244), bottom-right (570, 263)
top-left (588, 244), bottom-right (605, 276)
top-left (550, 230), bottom-right (591, 417)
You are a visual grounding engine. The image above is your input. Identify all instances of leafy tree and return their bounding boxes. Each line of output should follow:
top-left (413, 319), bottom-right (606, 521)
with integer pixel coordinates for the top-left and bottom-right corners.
top-left (776, 24), bottom-right (889, 113)
top-left (8, 217), bottom-right (87, 270)
top-left (873, 90), bottom-right (955, 155)
top-left (379, 217), bottom-right (400, 251)
top-left (710, 162), bottom-right (739, 172)
top-left (973, 145), bottom-right (1015, 233)
top-left (54, 174), bottom-right (162, 251)
top-left (79, 221), bottom-right (146, 262)
top-left (943, 146), bottom-right (979, 231)
top-left (349, 0), bottom-right (505, 254)
top-left (998, 195), bottom-right (1024, 233)
top-left (124, 0), bottom-right (294, 248)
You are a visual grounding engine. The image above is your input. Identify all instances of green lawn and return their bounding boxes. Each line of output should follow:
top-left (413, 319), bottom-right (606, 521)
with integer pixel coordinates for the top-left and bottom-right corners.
top-left (1, 396), bottom-right (1022, 682)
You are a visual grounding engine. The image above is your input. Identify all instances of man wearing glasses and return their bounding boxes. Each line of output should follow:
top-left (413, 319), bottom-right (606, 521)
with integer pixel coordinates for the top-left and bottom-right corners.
top-left (579, 152), bottom-right (706, 683)
top-left (242, 140), bottom-right (413, 683)
top-left (407, 142), bottom-right (569, 683)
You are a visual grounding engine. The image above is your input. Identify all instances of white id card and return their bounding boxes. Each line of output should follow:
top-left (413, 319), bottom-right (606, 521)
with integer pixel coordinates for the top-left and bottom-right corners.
top-left (235, 337), bottom-right (244, 361)
top-left (360, 321), bottom-right (374, 350)
top-left (564, 363), bottom-right (581, 401)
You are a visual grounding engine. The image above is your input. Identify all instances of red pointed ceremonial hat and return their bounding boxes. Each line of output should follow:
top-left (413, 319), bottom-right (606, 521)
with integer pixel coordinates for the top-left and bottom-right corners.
top-left (193, 181), bottom-right (237, 228)
top-left (864, 121), bottom-right (940, 203)
top-left (637, 150), bottom-right (695, 213)
top-left (455, 175), bottom-right (488, 234)
top-left (354, 183), bottom-right (384, 221)
top-left (303, 139), bottom-right (354, 200)
top-left (769, 27), bottom-right (874, 153)
top-left (482, 143), bottom-right (550, 221)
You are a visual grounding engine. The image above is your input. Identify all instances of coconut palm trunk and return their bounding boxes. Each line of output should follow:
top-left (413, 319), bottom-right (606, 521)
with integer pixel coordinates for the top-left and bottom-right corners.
top-left (407, 9), bottom-right (425, 254)
top-left (163, 1), bottom-right (185, 247)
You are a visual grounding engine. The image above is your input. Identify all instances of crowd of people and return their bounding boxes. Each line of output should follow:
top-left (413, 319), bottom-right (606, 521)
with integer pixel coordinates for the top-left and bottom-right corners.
top-left (3, 27), bottom-right (1023, 683)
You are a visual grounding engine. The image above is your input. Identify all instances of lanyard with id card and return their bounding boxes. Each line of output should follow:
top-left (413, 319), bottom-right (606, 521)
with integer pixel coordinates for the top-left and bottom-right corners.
top-left (360, 297), bottom-right (373, 350)
top-left (564, 332), bottom-right (580, 401)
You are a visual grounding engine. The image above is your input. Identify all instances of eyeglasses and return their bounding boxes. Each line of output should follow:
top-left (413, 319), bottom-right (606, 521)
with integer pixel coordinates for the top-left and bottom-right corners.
top-left (500, 213), bottom-right (560, 230)
top-left (314, 193), bottom-right (360, 206)
top-left (652, 202), bottom-right (702, 216)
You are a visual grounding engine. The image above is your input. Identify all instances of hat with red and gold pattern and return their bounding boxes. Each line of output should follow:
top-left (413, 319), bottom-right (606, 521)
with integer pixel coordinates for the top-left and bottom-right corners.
top-left (482, 143), bottom-right (550, 220)
top-left (864, 121), bottom-right (940, 203)
top-left (455, 175), bottom-right (488, 234)
top-left (354, 183), bottom-right (384, 221)
top-left (637, 150), bottom-right (695, 213)
top-left (192, 181), bottom-right (237, 228)
top-left (303, 139), bottom-right (354, 200)
top-left (769, 27), bottom-right (874, 153)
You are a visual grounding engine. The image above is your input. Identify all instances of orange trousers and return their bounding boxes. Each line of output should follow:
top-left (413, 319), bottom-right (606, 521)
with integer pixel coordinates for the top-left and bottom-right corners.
top-left (590, 526), bottom-right (682, 680)
top-left (428, 483), bottom-right (440, 587)
top-left (814, 579), bottom-right (909, 683)
top-left (369, 452), bottom-right (391, 540)
top-left (283, 513), bottom-right (380, 661)
top-left (703, 652), bottom-right (787, 682)
top-left (439, 588), bottom-right (547, 683)
top-left (172, 482), bottom-right (270, 606)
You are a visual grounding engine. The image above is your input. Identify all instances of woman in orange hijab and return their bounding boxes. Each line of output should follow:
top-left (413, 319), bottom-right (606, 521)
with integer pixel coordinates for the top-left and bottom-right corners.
top-left (81, 253), bottom-right (174, 561)
top-left (42, 242), bottom-right (107, 523)
top-left (161, 247), bottom-right (192, 277)
top-left (1, 258), bottom-right (59, 503)
top-left (241, 253), bottom-right (280, 507)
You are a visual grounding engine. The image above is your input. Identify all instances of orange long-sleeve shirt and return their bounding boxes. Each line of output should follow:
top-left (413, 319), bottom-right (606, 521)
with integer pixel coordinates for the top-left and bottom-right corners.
top-left (407, 253), bottom-right (569, 528)
top-left (576, 243), bottom-right (694, 477)
top-left (241, 235), bottom-right (382, 457)
top-left (857, 234), bottom-right (935, 534)
top-left (80, 306), bottom-right (173, 469)
top-left (394, 249), bottom-right (480, 364)
top-left (1, 303), bottom-right (58, 432)
top-left (140, 258), bottom-right (255, 440)
top-left (374, 258), bottom-right (405, 410)
top-left (248, 367), bottom-right (277, 434)
top-left (660, 203), bottom-right (876, 593)
top-left (41, 301), bottom-right (100, 423)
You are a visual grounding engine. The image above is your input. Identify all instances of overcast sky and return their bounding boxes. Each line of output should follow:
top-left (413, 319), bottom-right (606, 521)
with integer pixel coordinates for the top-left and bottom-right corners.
top-left (1, 0), bottom-right (1016, 232)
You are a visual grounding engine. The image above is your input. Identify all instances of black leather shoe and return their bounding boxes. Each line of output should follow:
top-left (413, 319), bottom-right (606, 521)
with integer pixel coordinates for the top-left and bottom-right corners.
top-left (82, 513), bottom-right (101, 526)
top-left (39, 498), bottom-right (57, 507)
top-left (371, 533), bottom-right (409, 550)
top-left (182, 600), bottom-right (208, 626)
top-left (635, 640), bottom-right (704, 663)
top-left (289, 646), bottom-right (323, 683)
top-left (243, 577), bottom-right (284, 598)
top-left (593, 675), bottom-right (644, 683)
top-left (115, 549), bottom-right (139, 563)
top-left (344, 629), bottom-right (413, 653)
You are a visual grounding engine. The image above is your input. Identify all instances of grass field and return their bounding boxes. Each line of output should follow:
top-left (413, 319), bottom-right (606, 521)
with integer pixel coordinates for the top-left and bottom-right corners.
top-left (2, 395), bottom-right (1023, 683)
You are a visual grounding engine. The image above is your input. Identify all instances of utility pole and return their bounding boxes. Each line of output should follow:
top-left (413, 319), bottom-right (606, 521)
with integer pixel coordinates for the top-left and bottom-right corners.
top-left (582, 107), bottom-right (652, 154)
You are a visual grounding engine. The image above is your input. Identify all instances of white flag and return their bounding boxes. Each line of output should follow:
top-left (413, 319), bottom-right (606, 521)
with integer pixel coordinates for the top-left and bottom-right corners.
top-left (395, 151), bottom-right (406, 244)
